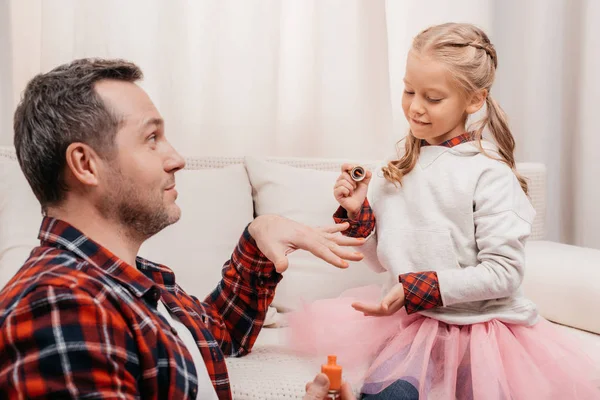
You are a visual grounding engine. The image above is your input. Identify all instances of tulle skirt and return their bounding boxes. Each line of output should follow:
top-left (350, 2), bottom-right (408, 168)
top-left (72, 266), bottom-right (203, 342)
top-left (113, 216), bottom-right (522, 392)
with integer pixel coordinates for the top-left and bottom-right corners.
top-left (287, 285), bottom-right (600, 399)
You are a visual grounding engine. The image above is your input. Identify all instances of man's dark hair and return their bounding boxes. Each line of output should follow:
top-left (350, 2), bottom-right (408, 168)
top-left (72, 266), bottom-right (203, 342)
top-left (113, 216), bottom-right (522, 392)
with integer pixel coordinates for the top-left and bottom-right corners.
top-left (13, 58), bottom-right (143, 213)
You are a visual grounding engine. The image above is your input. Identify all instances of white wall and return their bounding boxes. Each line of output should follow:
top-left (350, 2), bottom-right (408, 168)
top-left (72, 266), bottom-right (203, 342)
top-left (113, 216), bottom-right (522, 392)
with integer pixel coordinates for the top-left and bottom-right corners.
top-left (574, 0), bottom-right (600, 248)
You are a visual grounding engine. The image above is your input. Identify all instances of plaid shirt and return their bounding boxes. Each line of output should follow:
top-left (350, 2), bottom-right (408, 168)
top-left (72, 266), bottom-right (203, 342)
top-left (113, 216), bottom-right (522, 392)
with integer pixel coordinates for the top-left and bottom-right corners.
top-left (333, 133), bottom-right (474, 313)
top-left (0, 217), bottom-right (281, 399)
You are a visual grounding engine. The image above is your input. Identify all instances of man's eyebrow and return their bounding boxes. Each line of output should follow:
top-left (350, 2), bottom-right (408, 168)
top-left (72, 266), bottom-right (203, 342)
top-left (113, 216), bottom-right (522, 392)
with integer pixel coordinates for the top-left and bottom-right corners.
top-left (138, 117), bottom-right (164, 133)
top-left (142, 118), bottom-right (164, 128)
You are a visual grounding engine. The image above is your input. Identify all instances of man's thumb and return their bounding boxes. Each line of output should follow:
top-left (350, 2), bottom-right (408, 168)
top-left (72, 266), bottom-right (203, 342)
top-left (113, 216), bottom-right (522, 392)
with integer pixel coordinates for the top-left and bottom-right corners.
top-left (304, 374), bottom-right (330, 399)
top-left (273, 256), bottom-right (289, 273)
top-left (258, 244), bottom-right (289, 273)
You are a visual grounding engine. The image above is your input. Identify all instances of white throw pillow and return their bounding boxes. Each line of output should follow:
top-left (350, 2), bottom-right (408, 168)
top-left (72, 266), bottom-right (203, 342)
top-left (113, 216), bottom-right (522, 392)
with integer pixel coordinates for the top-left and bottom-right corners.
top-left (523, 240), bottom-right (600, 335)
top-left (140, 165), bottom-right (254, 300)
top-left (0, 160), bottom-right (43, 289)
top-left (244, 156), bottom-right (387, 311)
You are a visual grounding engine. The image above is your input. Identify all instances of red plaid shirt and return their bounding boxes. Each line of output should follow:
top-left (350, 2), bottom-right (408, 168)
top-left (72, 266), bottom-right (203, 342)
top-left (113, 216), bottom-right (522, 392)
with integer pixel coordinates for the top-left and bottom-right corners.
top-left (334, 133), bottom-right (474, 313)
top-left (421, 131), bottom-right (474, 148)
top-left (0, 217), bottom-right (281, 399)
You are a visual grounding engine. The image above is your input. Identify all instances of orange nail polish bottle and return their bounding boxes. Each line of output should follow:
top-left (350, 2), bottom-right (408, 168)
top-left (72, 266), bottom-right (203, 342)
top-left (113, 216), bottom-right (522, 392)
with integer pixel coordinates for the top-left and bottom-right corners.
top-left (322, 355), bottom-right (342, 399)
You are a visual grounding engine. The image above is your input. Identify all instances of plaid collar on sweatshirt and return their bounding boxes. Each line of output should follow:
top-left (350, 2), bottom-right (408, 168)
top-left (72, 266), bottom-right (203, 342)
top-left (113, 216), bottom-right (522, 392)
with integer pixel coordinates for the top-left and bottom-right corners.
top-left (0, 217), bottom-right (279, 399)
top-left (422, 132), bottom-right (474, 148)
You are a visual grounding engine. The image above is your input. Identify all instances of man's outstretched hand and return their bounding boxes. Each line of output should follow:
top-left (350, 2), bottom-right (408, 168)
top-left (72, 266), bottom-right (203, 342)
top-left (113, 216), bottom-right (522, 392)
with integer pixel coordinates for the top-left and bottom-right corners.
top-left (248, 215), bottom-right (365, 273)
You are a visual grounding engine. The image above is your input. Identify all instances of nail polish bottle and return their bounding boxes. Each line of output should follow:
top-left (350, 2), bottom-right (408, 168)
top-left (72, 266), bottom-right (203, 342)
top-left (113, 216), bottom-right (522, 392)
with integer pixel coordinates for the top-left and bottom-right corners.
top-left (321, 355), bottom-right (342, 399)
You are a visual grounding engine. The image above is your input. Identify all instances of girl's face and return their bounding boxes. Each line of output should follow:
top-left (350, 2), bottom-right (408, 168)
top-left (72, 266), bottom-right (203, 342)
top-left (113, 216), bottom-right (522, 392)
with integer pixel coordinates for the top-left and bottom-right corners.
top-left (402, 50), bottom-right (484, 145)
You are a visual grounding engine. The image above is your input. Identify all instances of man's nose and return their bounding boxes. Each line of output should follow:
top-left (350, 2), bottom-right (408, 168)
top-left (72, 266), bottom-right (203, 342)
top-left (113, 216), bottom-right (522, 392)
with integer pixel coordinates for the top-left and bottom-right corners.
top-left (164, 144), bottom-right (185, 172)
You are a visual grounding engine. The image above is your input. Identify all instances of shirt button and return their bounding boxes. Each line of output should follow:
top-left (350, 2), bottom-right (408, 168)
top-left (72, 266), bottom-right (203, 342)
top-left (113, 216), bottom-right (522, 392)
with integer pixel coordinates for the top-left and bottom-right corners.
top-left (152, 290), bottom-right (161, 301)
top-left (171, 327), bottom-right (178, 336)
top-left (190, 386), bottom-right (197, 397)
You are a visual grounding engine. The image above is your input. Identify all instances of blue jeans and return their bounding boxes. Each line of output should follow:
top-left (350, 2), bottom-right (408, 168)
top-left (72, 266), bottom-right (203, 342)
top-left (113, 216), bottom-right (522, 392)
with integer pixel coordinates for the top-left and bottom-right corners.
top-left (361, 380), bottom-right (419, 400)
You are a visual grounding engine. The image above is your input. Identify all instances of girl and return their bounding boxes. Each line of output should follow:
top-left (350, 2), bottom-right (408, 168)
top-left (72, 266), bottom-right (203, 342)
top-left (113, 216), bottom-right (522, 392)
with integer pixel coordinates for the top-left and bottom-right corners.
top-left (289, 23), bottom-right (599, 399)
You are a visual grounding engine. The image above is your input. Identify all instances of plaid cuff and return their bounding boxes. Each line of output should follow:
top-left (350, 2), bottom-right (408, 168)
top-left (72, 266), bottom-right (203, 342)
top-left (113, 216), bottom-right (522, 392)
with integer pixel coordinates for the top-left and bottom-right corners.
top-left (399, 271), bottom-right (443, 314)
top-left (230, 225), bottom-right (283, 290)
top-left (332, 199), bottom-right (375, 238)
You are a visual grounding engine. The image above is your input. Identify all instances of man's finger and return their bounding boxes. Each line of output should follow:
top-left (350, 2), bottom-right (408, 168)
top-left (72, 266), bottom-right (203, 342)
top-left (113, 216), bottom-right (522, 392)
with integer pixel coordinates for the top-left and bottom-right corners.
top-left (326, 233), bottom-right (366, 247)
top-left (341, 381), bottom-right (356, 400)
top-left (316, 234), bottom-right (364, 262)
top-left (303, 373), bottom-right (330, 400)
top-left (297, 234), bottom-right (348, 268)
top-left (256, 242), bottom-right (291, 273)
top-left (328, 242), bottom-right (364, 261)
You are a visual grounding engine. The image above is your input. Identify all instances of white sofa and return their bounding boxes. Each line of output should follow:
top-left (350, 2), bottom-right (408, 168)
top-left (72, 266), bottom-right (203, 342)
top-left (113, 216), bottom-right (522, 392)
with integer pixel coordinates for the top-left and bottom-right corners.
top-left (1, 146), bottom-right (599, 399)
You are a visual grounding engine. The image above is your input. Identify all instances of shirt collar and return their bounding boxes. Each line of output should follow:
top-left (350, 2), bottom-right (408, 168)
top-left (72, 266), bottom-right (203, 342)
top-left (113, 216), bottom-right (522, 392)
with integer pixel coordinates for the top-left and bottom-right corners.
top-left (38, 217), bottom-right (163, 298)
top-left (421, 132), bottom-right (474, 148)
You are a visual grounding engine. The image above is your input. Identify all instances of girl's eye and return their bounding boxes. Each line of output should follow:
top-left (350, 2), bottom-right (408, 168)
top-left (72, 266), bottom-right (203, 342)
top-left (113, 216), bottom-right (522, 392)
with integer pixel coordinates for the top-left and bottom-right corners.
top-left (427, 98), bottom-right (443, 103)
top-left (404, 90), bottom-right (415, 95)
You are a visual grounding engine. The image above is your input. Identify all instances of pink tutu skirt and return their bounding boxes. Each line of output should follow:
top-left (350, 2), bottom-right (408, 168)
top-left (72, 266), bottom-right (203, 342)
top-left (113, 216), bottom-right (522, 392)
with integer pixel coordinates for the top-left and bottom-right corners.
top-left (287, 285), bottom-right (599, 399)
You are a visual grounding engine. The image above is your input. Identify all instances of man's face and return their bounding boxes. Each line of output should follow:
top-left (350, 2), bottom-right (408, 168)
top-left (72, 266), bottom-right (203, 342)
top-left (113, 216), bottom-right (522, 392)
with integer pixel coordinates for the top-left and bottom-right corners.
top-left (94, 80), bottom-right (185, 239)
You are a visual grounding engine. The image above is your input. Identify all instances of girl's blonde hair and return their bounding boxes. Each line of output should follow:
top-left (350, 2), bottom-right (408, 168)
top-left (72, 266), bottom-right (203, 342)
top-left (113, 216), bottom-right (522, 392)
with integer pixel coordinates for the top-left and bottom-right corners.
top-left (382, 23), bottom-right (528, 195)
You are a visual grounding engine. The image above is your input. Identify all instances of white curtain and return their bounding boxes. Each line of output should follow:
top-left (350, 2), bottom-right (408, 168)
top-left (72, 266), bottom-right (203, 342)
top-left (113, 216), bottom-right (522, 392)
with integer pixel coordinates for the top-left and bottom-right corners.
top-left (1, 0), bottom-right (599, 249)
top-left (1, 0), bottom-right (393, 159)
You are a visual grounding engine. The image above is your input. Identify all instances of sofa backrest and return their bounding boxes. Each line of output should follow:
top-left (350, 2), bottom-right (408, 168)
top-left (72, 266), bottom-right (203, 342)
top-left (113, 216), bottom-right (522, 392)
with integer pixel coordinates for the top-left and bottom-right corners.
top-left (0, 147), bottom-right (548, 241)
top-left (178, 155), bottom-right (547, 241)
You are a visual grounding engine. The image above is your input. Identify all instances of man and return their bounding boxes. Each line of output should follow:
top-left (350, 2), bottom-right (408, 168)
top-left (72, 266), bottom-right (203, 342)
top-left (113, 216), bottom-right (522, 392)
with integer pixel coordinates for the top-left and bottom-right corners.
top-left (0, 58), bottom-right (365, 399)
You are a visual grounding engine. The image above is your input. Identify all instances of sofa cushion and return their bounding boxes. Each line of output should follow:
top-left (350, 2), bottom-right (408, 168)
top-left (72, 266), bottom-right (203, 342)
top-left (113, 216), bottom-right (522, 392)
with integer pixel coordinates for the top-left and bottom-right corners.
top-left (523, 240), bottom-right (600, 335)
top-left (244, 156), bottom-right (387, 311)
top-left (0, 160), bottom-right (43, 288)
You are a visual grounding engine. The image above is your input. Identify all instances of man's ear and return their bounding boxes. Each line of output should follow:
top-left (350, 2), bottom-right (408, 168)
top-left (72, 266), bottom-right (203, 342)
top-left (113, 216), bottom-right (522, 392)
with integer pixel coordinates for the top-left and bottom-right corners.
top-left (466, 89), bottom-right (488, 115)
top-left (64, 143), bottom-right (102, 187)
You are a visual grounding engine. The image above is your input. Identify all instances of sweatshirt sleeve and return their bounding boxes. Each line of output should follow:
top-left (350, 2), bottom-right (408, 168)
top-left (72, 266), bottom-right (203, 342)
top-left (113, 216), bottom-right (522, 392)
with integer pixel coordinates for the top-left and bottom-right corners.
top-left (436, 164), bottom-right (536, 306)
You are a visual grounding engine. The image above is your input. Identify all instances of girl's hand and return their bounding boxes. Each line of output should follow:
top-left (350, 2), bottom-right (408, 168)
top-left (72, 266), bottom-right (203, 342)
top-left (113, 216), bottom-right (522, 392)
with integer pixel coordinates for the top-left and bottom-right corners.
top-left (351, 283), bottom-right (405, 316)
top-left (333, 164), bottom-right (372, 219)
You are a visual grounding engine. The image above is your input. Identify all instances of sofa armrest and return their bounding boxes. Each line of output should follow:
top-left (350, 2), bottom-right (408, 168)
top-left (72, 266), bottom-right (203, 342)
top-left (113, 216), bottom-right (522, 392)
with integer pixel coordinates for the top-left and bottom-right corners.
top-left (523, 240), bottom-right (600, 334)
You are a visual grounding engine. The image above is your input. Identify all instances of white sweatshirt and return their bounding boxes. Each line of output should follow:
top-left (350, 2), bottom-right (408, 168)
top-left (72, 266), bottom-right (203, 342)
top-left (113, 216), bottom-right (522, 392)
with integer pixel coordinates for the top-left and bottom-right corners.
top-left (362, 140), bottom-right (539, 326)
